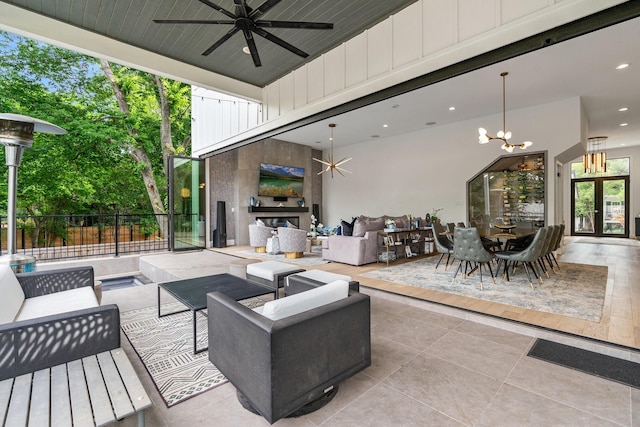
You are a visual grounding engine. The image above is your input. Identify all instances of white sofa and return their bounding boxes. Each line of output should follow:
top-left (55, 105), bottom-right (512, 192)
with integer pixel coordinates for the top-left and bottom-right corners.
top-left (0, 265), bottom-right (121, 380)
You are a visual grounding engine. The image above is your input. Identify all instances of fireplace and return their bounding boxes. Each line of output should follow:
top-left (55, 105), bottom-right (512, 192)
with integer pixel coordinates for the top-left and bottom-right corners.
top-left (259, 217), bottom-right (299, 228)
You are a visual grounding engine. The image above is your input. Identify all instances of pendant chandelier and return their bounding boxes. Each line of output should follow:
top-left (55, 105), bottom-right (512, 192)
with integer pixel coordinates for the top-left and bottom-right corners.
top-left (313, 123), bottom-right (351, 178)
top-left (583, 136), bottom-right (607, 174)
top-left (478, 72), bottom-right (532, 153)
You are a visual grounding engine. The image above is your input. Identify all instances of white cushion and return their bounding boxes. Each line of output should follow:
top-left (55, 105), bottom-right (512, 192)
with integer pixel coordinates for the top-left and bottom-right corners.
top-left (0, 265), bottom-right (26, 324)
top-left (16, 286), bottom-right (99, 322)
top-left (253, 280), bottom-right (349, 321)
top-left (247, 261), bottom-right (301, 281)
top-left (287, 270), bottom-right (351, 285)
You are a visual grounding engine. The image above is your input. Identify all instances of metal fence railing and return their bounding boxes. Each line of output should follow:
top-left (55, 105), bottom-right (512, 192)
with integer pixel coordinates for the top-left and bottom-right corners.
top-left (0, 213), bottom-right (171, 262)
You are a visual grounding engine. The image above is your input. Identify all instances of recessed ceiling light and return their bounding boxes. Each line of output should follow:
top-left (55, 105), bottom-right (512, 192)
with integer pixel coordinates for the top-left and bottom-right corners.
top-left (314, 140), bottom-right (321, 144)
top-left (382, 124), bottom-right (388, 128)
top-left (371, 135), bottom-right (380, 138)
top-left (448, 106), bottom-right (455, 111)
top-left (392, 104), bottom-right (400, 109)
top-left (616, 63), bottom-right (629, 70)
top-left (242, 46), bottom-right (250, 54)
top-left (425, 121), bottom-right (436, 126)
top-left (621, 143), bottom-right (626, 146)
top-left (620, 123), bottom-right (628, 127)
top-left (618, 107), bottom-right (629, 112)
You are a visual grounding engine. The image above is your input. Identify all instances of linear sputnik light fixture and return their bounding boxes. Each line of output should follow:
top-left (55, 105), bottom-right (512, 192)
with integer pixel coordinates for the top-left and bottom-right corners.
top-left (478, 72), bottom-right (532, 153)
top-left (313, 123), bottom-right (351, 178)
top-left (583, 136), bottom-right (607, 174)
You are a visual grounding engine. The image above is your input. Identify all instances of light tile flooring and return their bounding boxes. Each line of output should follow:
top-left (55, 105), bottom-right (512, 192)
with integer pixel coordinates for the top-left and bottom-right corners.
top-left (105, 239), bottom-right (640, 426)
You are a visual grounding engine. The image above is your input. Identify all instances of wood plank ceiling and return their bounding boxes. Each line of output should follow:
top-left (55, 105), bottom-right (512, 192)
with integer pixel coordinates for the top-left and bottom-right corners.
top-left (1, 0), bottom-right (417, 87)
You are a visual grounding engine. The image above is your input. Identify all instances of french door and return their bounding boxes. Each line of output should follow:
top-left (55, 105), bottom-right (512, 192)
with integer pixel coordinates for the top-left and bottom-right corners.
top-left (571, 176), bottom-right (629, 237)
top-left (168, 156), bottom-right (206, 251)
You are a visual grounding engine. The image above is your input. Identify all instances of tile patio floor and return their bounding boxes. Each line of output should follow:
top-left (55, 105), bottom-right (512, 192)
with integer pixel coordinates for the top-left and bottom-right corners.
top-left (102, 250), bottom-right (640, 426)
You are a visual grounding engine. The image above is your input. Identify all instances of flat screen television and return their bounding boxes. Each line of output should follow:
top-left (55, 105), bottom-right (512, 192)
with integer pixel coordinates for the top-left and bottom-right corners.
top-left (258, 163), bottom-right (304, 198)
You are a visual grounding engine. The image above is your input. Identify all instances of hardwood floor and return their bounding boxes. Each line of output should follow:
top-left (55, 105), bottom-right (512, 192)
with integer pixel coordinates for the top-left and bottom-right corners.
top-left (217, 236), bottom-right (640, 349)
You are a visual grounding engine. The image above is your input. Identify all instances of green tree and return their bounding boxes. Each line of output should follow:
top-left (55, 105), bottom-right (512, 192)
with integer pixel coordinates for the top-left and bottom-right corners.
top-left (0, 32), bottom-right (191, 226)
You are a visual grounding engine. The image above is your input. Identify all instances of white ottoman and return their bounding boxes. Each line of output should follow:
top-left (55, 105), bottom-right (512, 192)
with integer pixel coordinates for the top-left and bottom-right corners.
top-left (285, 270), bottom-right (359, 296)
top-left (246, 261), bottom-right (304, 298)
top-left (229, 258), bottom-right (261, 279)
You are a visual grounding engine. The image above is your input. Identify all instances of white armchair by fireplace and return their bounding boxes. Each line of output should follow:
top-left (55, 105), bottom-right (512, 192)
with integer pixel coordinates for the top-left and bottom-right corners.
top-left (249, 224), bottom-right (275, 253)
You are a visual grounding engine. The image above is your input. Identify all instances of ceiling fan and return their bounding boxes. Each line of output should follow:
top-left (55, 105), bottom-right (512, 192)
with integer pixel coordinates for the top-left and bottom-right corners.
top-left (154, 0), bottom-right (334, 67)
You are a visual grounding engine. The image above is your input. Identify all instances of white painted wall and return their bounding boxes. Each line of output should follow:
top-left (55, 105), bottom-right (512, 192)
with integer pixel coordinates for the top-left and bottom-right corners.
top-left (321, 97), bottom-right (582, 227)
top-left (191, 87), bottom-right (262, 147)
top-left (192, 0), bottom-right (623, 156)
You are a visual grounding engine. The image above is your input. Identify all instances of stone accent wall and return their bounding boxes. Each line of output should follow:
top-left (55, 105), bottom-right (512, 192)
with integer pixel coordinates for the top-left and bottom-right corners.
top-left (209, 139), bottom-right (321, 246)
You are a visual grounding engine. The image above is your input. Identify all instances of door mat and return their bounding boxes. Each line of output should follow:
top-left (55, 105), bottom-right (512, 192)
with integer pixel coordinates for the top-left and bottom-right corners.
top-left (528, 339), bottom-right (640, 388)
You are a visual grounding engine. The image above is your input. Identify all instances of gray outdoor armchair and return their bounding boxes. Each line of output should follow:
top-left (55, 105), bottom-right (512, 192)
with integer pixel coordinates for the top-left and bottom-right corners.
top-left (207, 288), bottom-right (371, 424)
top-left (0, 266), bottom-right (120, 381)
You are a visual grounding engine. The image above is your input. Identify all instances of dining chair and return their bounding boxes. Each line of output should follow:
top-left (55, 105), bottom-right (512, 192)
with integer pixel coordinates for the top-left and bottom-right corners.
top-left (432, 221), bottom-right (454, 271)
top-left (542, 225), bottom-right (562, 273)
top-left (535, 226), bottom-right (557, 278)
top-left (446, 223), bottom-right (456, 233)
top-left (452, 227), bottom-right (496, 290)
top-left (495, 227), bottom-right (549, 289)
top-left (548, 223), bottom-right (565, 269)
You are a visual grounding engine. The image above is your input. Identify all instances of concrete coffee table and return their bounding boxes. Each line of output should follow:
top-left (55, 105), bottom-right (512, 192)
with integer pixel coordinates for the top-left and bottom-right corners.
top-left (158, 273), bottom-right (275, 354)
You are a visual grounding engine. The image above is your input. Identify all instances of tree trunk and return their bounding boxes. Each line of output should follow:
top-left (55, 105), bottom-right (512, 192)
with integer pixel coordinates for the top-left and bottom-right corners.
top-left (100, 60), bottom-right (165, 221)
top-left (154, 75), bottom-right (174, 177)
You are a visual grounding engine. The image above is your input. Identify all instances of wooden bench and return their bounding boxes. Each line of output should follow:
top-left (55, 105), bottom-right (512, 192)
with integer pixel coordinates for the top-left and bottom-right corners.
top-left (0, 348), bottom-right (151, 427)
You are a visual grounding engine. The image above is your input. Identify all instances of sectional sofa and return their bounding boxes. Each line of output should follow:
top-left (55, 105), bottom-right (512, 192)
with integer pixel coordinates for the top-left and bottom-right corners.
top-left (321, 215), bottom-right (411, 266)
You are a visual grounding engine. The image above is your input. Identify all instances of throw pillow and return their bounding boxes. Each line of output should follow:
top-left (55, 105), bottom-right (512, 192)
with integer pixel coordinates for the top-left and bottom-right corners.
top-left (256, 218), bottom-right (265, 227)
top-left (352, 217), bottom-right (367, 237)
top-left (285, 220), bottom-right (298, 229)
top-left (340, 218), bottom-right (356, 236)
top-left (253, 280), bottom-right (349, 321)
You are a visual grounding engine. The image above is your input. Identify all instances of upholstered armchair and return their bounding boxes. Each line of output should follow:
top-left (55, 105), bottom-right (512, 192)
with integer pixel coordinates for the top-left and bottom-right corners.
top-left (249, 224), bottom-right (275, 252)
top-left (207, 282), bottom-right (371, 424)
top-left (277, 226), bottom-right (307, 258)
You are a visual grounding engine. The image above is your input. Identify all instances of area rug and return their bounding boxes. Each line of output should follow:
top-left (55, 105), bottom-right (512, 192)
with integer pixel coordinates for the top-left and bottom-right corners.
top-left (121, 300), bottom-right (265, 407)
top-left (362, 257), bottom-right (608, 322)
top-left (239, 246), bottom-right (329, 266)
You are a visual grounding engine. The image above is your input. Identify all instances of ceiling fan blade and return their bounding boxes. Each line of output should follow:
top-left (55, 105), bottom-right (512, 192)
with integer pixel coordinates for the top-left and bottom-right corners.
top-left (243, 30), bottom-right (262, 67)
top-left (198, 0), bottom-right (237, 19)
top-left (233, 0), bottom-right (249, 18)
top-left (202, 27), bottom-right (240, 56)
top-left (256, 20), bottom-right (333, 30)
top-left (249, 0), bottom-right (282, 20)
top-left (153, 19), bottom-right (234, 25)
top-left (253, 27), bottom-right (308, 58)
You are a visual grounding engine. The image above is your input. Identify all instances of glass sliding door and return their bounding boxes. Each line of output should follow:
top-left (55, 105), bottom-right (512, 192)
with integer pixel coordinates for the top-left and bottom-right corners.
top-left (168, 156), bottom-right (206, 251)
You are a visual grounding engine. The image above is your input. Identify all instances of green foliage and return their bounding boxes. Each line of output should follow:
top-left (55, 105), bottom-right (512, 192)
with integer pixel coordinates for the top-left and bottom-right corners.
top-left (0, 31), bottom-right (191, 219)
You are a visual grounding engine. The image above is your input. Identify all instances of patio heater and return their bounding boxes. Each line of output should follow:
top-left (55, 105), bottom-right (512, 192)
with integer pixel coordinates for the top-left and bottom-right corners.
top-left (0, 113), bottom-right (66, 272)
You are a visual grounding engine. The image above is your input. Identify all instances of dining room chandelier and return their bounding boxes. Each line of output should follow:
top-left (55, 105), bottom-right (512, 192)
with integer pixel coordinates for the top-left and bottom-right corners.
top-left (583, 136), bottom-right (607, 174)
top-left (478, 72), bottom-right (532, 153)
top-left (313, 123), bottom-right (352, 178)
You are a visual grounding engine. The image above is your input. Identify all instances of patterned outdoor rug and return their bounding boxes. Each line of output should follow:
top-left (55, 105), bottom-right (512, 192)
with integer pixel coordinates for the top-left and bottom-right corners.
top-left (362, 258), bottom-right (608, 322)
top-left (239, 245), bottom-right (329, 266)
top-left (121, 300), bottom-right (265, 407)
